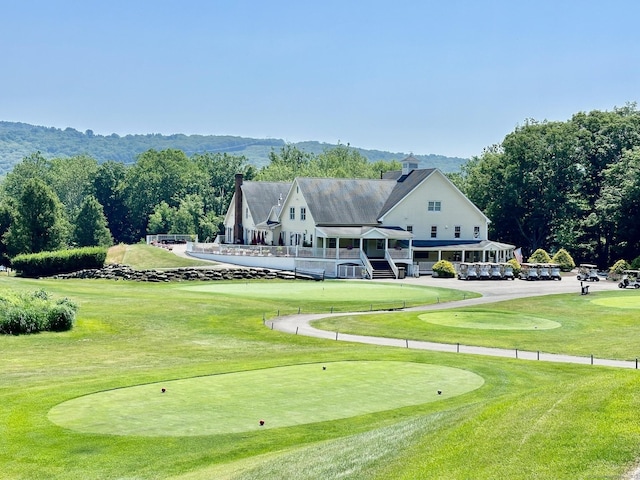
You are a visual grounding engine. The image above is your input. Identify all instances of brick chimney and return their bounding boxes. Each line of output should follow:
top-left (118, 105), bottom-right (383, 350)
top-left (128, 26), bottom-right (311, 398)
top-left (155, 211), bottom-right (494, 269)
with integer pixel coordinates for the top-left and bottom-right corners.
top-left (234, 173), bottom-right (243, 244)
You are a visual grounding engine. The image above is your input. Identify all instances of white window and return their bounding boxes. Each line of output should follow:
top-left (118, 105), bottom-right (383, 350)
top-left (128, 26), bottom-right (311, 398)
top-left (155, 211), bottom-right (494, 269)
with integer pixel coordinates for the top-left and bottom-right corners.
top-left (455, 226), bottom-right (461, 238)
top-left (474, 226), bottom-right (480, 238)
top-left (406, 225), bottom-right (413, 233)
top-left (289, 207), bottom-right (295, 220)
top-left (300, 207), bottom-right (306, 221)
top-left (245, 207), bottom-right (249, 219)
top-left (428, 201), bottom-right (441, 212)
top-left (431, 225), bottom-right (438, 238)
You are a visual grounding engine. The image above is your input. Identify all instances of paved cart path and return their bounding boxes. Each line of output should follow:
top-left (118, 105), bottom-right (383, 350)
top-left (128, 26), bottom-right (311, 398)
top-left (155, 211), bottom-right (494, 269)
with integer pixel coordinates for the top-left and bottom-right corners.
top-left (267, 276), bottom-right (638, 369)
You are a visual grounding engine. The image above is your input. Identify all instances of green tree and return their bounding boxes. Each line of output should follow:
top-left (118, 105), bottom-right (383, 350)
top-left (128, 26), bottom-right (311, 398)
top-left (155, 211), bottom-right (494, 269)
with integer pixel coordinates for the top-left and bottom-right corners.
top-left (5, 179), bottom-right (68, 255)
top-left (0, 152), bottom-right (50, 201)
top-left (0, 201), bottom-right (14, 266)
top-left (93, 161), bottom-right (131, 244)
top-left (73, 196), bottom-right (113, 247)
top-left (48, 155), bottom-right (98, 218)
top-left (124, 149), bottom-right (204, 241)
top-left (147, 201), bottom-right (174, 235)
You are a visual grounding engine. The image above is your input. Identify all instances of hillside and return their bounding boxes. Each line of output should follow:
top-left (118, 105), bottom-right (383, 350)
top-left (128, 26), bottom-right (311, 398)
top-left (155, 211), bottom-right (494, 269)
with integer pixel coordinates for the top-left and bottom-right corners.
top-left (0, 121), bottom-right (468, 176)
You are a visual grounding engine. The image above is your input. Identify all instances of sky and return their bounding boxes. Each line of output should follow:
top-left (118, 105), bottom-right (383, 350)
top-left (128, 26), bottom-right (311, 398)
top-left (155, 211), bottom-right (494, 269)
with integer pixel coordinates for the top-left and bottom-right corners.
top-left (2, 1), bottom-right (639, 159)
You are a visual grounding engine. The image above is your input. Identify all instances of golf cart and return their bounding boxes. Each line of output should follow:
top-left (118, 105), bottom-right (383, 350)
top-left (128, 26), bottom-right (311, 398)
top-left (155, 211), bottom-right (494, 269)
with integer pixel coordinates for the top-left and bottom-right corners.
top-left (618, 270), bottom-right (640, 289)
top-left (489, 263), bottom-right (503, 280)
top-left (537, 263), bottom-right (551, 280)
top-left (576, 264), bottom-right (600, 282)
top-left (458, 262), bottom-right (478, 280)
top-left (501, 262), bottom-right (515, 280)
top-left (477, 262), bottom-right (491, 280)
top-left (548, 263), bottom-right (562, 281)
top-left (519, 263), bottom-right (539, 281)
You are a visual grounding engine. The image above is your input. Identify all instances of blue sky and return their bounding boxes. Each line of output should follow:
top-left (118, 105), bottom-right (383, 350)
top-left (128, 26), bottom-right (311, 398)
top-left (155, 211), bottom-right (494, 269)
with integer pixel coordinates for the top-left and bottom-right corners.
top-left (2, 1), bottom-right (639, 158)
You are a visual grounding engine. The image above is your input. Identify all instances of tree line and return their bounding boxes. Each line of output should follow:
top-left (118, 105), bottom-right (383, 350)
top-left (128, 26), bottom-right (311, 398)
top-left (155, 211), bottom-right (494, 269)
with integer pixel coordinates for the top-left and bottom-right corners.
top-left (455, 103), bottom-right (640, 267)
top-left (1, 105), bottom-right (639, 269)
top-left (0, 144), bottom-right (399, 265)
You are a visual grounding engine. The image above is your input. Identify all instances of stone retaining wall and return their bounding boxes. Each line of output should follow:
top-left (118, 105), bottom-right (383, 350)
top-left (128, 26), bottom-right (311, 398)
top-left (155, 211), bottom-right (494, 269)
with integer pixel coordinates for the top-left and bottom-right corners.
top-left (52, 264), bottom-right (303, 282)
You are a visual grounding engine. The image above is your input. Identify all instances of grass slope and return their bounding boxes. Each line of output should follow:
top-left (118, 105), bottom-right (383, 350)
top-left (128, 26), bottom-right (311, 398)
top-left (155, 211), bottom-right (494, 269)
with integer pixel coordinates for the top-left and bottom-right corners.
top-left (1, 263), bottom-right (640, 479)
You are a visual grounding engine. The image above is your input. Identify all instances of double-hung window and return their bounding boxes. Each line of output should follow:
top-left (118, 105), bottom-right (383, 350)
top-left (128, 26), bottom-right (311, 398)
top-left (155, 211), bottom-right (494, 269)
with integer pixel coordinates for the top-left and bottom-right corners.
top-left (300, 207), bottom-right (306, 221)
top-left (431, 225), bottom-right (438, 238)
top-left (428, 201), bottom-right (441, 212)
top-left (289, 207), bottom-right (295, 220)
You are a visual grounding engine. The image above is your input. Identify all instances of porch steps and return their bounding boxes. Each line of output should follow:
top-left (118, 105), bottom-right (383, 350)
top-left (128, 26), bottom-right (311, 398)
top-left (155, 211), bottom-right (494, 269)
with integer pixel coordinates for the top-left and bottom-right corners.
top-left (370, 260), bottom-right (396, 279)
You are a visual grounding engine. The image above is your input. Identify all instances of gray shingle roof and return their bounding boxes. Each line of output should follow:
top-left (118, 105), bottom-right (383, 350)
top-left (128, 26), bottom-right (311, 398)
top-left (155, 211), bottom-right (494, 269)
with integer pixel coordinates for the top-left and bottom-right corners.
top-left (379, 168), bottom-right (435, 217)
top-left (241, 181), bottom-right (290, 224)
top-left (295, 177), bottom-right (397, 225)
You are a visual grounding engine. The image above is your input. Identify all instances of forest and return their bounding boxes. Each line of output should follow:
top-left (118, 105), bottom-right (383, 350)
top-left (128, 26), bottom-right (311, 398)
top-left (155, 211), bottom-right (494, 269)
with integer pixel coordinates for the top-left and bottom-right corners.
top-left (1, 105), bottom-right (639, 269)
top-left (0, 121), bottom-right (466, 175)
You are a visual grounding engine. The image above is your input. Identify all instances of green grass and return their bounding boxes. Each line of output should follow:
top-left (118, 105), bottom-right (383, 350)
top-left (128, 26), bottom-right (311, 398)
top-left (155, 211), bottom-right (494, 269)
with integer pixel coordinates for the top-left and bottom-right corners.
top-left (49, 361), bottom-right (483, 436)
top-left (107, 242), bottom-right (217, 269)
top-left (2, 273), bottom-right (640, 479)
top-left (313, 290), bottom-right (640, 359)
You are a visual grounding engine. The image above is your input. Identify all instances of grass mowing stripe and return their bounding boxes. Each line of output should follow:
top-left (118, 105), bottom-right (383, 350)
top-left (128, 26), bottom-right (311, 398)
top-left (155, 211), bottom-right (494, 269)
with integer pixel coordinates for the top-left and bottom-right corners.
top-left (48, 361), bottom-right (484, 436)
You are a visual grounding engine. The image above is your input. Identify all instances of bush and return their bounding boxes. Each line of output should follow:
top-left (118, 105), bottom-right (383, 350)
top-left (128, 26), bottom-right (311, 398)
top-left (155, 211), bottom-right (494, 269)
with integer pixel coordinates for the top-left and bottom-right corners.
top-left (608, 259), bottom-right (630, 281)
top-left (631, 255), bottom-right (640, 270)
top-left (507, 258), bottom-right (521, 276)
top-left (0, 289), bottom-right (78, 335)
top-left (551, 248), bottom-right (576, 272)
top-left (527, 248), bottom-right (551, 263)
top-left (11, 247), bottom-right (107, 278)
top-left (432, 260), bottom-right (456, 278)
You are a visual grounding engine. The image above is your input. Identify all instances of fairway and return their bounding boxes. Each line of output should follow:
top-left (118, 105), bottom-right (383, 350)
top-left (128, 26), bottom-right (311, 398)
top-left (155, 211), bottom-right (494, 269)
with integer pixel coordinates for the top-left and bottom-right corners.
top-left (180, 280), bottom-right (465, 305)
top-left (418, 311), bottom-right (561, 330)
top-left (48, 361), bottom-right (484, 437)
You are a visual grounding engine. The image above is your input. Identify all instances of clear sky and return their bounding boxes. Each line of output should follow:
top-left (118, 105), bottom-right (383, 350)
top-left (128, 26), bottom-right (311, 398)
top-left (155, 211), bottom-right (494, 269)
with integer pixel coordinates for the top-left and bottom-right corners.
top-left (2, 0), bottom-right (639, 158)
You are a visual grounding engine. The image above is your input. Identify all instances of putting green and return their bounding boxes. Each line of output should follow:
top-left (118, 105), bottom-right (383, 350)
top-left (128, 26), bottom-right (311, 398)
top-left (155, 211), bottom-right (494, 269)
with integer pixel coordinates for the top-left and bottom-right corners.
top-left (591, 296), bottom-right (640, 309)
top-left (48, 361), bottom-right (483, 437)
top-left (180, 281), bottom-right (435, 302)
top-left (418, 311), bottom-right (561, 330)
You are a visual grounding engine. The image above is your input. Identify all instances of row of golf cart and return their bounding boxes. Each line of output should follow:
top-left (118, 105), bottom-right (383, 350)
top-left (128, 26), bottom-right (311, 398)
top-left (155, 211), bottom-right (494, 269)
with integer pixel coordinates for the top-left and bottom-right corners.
top-left (458, 262), bottom-right (515, 280)
top-left (518, 263), bottom-right (563, 281)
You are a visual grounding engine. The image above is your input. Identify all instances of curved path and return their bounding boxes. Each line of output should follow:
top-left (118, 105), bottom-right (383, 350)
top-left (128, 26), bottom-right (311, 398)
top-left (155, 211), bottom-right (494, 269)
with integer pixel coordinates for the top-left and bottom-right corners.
top-left (268, 275), bottom-right (640, 370)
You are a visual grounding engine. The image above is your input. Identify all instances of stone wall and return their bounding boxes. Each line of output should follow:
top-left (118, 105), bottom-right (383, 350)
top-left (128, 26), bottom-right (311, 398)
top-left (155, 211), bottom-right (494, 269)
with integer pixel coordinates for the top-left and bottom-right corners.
top-left (52, 264), bottom-right (304, 282)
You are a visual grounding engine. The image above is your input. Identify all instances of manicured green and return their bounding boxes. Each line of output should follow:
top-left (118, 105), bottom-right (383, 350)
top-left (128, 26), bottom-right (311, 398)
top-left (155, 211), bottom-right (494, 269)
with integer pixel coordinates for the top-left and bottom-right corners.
top-left (313, 290), bottom-right (640, 359)
top-left (49, 361), bottom-right (483, 436)
top-left (183, 281), bottom-right (477, 313)
top-left (2, 274), bottom-right (640, 479)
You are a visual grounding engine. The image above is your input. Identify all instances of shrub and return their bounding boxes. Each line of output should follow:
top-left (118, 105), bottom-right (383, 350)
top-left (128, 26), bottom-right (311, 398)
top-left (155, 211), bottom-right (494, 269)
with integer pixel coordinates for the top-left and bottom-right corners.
top-left (551, 248), bottom-right (576, 272)
top-left (0, 289), bottom-right (78, 335)
top-left (432, 260), bottom-right (456, 278)
top-left (631, 255), bottom-right (640, 270)
top-left (527, 248), bottom-right (551, 263)
top-left (11, 247), bottom-right (107, 278)
top-left (608, 259), bottom-right (630, 281)
top-left (507, 258), bottom-right (521, 276)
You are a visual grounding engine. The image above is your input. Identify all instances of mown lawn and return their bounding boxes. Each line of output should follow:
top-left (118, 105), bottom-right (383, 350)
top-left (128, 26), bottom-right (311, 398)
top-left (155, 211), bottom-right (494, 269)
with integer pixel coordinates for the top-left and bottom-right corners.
top-left (312, 290), bottom-right (640, 360)
top-left (1, 271), bottom-right (640, 479)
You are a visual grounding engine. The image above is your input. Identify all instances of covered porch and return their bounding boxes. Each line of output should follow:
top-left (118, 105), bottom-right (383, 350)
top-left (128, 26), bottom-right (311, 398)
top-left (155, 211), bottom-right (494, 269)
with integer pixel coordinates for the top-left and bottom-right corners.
top-left (411, 239), bottom-right (515, 275)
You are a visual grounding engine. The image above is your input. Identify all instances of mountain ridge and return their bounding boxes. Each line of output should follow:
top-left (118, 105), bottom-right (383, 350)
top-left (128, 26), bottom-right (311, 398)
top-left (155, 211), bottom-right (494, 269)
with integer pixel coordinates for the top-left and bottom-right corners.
top-left (0, 121), bottom-right (468, 175)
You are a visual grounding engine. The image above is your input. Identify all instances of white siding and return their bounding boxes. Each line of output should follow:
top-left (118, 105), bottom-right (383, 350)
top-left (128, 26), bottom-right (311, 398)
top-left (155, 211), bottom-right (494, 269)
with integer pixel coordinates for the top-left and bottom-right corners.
top-left (381, 171), bottom-right (488, 240)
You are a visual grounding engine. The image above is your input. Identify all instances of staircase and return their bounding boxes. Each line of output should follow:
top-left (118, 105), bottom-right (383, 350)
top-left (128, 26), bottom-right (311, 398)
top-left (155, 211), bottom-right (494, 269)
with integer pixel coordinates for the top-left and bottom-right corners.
top-left (370, 260), bottom-right (396, 279)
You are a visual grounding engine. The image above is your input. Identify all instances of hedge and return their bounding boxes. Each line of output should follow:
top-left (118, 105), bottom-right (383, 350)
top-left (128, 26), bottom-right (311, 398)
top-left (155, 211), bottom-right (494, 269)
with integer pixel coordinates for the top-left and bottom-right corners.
top-left (11, 247), bottom-right (107, 278)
